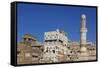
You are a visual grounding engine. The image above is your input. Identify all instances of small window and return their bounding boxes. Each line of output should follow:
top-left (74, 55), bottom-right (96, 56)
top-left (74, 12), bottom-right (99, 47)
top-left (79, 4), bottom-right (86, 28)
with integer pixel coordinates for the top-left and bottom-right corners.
top-left (48, 35), bottom-right (50, 37)
top-left (52, 50), bottom-right (55, 53)
top-left (77, 50), bottom-right (80, 53)
top-left (68, 47), bottom-right (70, 49)
top-left (24, 38), bottom-right (26, 41)
top-left (17, 51), bottom-right (20, 55)
top-left (68, 54), bottom-right (70, 57)
top-left (46, 50), bottom-right (48, 52)
top-left (70, 51), bottom-right (72, 53)
top-left (41, 49), bottom-right (44, 52)
top-left (32, 55), bottom-right (38, 58)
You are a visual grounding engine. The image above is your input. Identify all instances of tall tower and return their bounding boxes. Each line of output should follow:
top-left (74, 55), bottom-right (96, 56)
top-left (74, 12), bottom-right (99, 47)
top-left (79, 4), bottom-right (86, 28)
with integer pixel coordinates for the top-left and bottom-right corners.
top-left (80, 14), bottom-right (87, 46)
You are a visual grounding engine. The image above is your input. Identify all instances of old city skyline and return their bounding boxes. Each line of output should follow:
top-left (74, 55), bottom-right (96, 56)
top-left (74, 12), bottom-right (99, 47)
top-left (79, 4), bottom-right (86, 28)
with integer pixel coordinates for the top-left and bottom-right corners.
top-left (16, 3), bottom-right (97, 64)
top-left (17, 14), bottom-right (96, 64)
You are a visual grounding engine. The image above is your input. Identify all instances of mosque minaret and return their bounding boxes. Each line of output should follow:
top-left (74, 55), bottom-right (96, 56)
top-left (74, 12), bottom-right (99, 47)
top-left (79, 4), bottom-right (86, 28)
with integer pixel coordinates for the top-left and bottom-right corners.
top-left (80, 14), bottom-right (87, 46)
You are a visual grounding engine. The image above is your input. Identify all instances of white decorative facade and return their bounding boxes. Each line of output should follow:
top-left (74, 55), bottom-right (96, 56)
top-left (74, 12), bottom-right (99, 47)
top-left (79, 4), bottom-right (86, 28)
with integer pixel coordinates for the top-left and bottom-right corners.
top-left (43, 29), bottom-right (68, 62)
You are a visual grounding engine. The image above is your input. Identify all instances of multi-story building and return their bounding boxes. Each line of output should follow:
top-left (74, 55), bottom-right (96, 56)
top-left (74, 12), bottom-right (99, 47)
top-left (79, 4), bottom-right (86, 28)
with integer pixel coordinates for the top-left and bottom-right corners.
top-left (43, 29), bottom-right (68, 63)
top-left (17, 34), bottom-right (43, 64)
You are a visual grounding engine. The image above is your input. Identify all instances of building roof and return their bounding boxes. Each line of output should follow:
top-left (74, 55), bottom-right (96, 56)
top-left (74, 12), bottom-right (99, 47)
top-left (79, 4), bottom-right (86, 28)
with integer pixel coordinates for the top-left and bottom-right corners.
top-left (22, 34), bottom-right (37, 41)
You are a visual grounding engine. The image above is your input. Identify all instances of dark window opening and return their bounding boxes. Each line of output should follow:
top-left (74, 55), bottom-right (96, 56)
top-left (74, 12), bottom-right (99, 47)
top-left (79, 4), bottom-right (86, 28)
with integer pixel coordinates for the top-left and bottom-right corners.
top-left (32, 55), bottom-right (38, 58)
top-left (17, 51), bottom-right (20, 54)
top-left (46, 50), bottom-right (48, 52)
top-left (59, 40), bottom-right (63, 43)
top-left (68, 47), bottom-right (70, 49)
top-left (70, 51), bottom-right (72, 53)
top-left (52, 50), bottom-right (55, 53)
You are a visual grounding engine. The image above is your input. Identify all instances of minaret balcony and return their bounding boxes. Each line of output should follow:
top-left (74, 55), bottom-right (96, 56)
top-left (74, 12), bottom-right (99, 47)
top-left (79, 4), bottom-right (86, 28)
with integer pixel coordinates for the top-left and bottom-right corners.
top-left (80, 28), bottom-right (87, 32)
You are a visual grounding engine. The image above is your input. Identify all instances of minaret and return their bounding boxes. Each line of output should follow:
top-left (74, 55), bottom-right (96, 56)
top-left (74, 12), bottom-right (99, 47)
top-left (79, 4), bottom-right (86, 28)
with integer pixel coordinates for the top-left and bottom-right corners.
top-left (80, 14), bottom-right (87, 46)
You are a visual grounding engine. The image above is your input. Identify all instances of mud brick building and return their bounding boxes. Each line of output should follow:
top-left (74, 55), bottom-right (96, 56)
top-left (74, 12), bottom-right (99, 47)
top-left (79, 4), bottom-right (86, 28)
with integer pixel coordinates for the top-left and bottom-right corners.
top-left (17, 34), bottom-right (43, 64)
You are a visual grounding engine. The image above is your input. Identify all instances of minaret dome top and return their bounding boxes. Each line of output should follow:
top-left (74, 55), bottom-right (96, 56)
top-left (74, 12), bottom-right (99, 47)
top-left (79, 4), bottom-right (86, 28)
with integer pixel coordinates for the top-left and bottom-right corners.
top-left (81, 14), bottom-right (86, 19)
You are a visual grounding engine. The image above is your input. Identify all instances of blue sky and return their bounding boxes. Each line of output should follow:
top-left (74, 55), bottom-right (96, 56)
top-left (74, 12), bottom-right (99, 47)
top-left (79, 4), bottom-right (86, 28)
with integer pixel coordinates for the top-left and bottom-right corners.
top-left (17, 3), bottom-right (97, 43)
